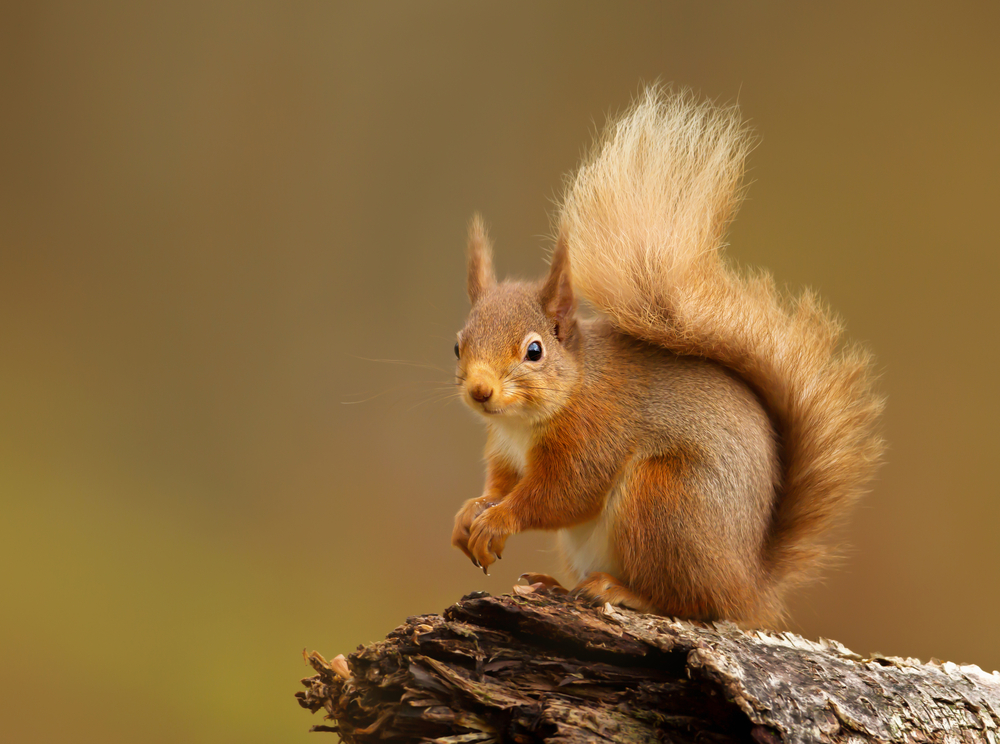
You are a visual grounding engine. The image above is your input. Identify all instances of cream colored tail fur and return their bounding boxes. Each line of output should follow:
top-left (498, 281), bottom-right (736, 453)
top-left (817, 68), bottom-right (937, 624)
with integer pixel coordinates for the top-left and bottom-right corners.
top-left (559, 88), bottom-right (884, 592)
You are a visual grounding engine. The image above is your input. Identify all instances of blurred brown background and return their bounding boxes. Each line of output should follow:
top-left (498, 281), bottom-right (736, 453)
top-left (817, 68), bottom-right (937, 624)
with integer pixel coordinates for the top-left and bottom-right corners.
top-left (1, 2), bottom-right (998, 742)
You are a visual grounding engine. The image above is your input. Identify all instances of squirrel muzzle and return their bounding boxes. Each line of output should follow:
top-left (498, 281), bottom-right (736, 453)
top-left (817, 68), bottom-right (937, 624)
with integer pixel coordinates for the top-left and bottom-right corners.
top-left (462, 364), bottom-right (505, 414)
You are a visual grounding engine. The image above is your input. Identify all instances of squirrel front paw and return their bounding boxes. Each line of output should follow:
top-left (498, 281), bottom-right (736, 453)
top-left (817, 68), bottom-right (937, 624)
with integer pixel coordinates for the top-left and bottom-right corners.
top-left (452, 496), bottom-right (495, 566)
top-left (467, 504), bottom-right (516, 575)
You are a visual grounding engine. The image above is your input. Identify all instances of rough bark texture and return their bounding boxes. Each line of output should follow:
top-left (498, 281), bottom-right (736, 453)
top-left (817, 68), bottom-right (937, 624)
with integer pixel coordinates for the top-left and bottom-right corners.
top-left (297, 590), bottom-right (1000, 743)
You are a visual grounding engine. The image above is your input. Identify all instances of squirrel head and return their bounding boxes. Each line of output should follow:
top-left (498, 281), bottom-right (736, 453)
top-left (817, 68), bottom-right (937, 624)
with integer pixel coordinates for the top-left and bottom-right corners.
top-left (455, 214), bottom-right (581, 424)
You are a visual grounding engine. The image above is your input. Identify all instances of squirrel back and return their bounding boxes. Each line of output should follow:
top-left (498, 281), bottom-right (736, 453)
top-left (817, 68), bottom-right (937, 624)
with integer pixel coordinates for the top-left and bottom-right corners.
top-left (558, 87), bottom-right (885, 594)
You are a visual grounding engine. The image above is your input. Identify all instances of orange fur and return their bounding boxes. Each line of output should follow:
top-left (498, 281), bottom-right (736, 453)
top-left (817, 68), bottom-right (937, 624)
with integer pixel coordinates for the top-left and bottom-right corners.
top-left (451, 87), bottom-right (883, 626)
top-left (560, 87), bottom-right (885, 594)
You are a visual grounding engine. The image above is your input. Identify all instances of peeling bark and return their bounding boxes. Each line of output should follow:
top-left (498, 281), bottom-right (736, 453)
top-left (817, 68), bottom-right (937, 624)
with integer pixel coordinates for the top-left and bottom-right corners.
top-left (297, 591), bottom-right (1000, 743)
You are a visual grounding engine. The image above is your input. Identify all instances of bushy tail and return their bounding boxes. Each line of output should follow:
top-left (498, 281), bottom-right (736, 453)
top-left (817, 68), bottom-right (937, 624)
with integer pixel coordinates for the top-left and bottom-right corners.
top-left (559, 87), bottom-right (884, 593)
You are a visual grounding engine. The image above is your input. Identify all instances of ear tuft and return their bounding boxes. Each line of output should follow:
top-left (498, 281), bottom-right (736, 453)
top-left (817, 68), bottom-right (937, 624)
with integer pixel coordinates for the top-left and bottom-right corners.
top-left (540, 232), bottom-right (577, 339)
top-left (467, 213), bottom-right (496, 303)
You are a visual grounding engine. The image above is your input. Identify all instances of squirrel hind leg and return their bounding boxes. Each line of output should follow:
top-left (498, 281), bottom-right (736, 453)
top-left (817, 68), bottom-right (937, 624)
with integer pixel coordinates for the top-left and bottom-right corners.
top-left (612, 452), bottom-right (769, 623)
top-left (572, 571), bottom-right (658, 614)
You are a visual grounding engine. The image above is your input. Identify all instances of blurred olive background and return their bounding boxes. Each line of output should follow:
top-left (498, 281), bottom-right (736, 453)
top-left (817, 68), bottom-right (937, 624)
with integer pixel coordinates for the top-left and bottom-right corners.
top-left (1, 2), bottom-right (998, 742)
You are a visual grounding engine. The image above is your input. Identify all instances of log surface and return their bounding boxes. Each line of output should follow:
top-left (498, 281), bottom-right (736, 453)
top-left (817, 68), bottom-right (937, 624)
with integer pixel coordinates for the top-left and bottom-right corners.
top-left (297, 590), bottom-right (1000, 743)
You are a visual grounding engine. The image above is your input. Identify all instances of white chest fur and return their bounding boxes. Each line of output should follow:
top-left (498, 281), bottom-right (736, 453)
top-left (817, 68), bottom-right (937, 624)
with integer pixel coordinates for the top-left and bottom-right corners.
top-left (556, 483), bottom-right (622, 583)
top-left (487, 417), bottom-right (535, 475)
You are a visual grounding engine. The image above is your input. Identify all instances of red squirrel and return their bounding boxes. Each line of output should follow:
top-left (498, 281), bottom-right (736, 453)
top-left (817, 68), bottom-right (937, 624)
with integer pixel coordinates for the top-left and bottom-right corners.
top-left (450, 88), bottom-right (883, 625)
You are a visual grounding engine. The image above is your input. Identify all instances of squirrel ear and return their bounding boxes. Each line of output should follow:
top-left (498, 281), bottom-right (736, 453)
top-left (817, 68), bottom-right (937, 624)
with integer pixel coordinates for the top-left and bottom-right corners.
top-left (540, 232), bottom-right (577, 339)
top-left (467, 213), bottom-right (496, 304)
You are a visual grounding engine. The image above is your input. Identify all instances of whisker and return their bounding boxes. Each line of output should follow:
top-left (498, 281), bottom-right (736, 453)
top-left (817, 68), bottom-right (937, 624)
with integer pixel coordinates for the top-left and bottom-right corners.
top-left (509, 384), bottom-right (564, 394)
top-left (501, 362), bottom-right (527, 381)
top-left (341, 379), bottom-right (457, 405)
top-left (405, 390), bottom-right (463, 414)
top-left (344, 352), bottom-right (453, 375)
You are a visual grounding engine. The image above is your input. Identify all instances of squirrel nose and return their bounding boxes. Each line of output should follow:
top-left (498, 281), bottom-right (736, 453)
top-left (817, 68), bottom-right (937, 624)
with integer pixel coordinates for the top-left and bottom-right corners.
top-left (469, 383), bottom-right (493, 403)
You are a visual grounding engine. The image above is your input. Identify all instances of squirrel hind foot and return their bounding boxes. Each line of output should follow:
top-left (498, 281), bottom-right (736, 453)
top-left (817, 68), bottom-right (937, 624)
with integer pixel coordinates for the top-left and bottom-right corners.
top-left (519, 572), bottom-right (569, 592)
top-left (516, 571), bottom-right (656, 614)
top-left (572, 572), bottom-right (658, 614)
top-left (513, 572), bottom-right (569, 599)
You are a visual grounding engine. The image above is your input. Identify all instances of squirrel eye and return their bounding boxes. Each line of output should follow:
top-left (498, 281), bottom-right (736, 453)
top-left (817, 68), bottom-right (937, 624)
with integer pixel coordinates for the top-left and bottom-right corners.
top-left (454, 341), bottom-right (460, 359)
top-left (525, 340), bottom-right (543, 362)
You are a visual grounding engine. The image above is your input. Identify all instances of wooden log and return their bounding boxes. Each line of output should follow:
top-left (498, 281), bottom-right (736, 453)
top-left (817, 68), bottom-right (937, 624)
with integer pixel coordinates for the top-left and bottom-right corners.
top-left (296, 589), bottom-right (1000, 743)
